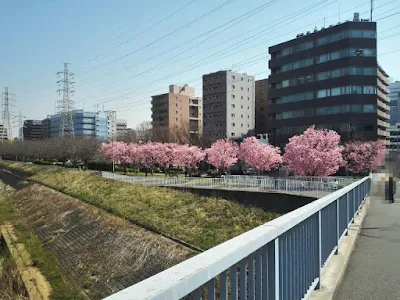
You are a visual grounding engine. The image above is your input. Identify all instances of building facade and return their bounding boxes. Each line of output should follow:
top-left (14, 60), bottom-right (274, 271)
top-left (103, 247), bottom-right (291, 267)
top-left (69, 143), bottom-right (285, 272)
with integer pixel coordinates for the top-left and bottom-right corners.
top-left (116, 119), bottom-right (128, 137)
top-left (45, 110), bottom-right (108, 139)
top-left (106, 111), bottom-right (118, 140)
top-left (202, 70), bottom-right (255, 140)
top-left (23, 120), bottom-right (43, 140)
top-left (389, 81), bottom-right (400, 125)
top-left (268, 14), bottom-right (389, 148)
top-left (255, 78), bottom-right (269, 135)
top-left (0, 125), bottom-right (9, 141)
top-left (151, 85), bottom-right (202, 141)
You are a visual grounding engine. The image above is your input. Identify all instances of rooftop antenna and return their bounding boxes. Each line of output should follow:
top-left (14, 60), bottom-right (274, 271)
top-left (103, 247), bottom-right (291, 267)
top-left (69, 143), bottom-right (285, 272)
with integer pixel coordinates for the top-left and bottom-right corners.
top-left (371, 0), bottom-right (374, 21)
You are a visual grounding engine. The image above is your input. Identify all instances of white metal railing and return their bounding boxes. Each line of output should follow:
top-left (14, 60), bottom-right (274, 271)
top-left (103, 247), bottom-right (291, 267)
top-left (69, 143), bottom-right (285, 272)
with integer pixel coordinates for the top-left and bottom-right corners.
top-left (104, 176), bottom-right (371, 300)
top-left (101, 172), bottom-right (357, 197)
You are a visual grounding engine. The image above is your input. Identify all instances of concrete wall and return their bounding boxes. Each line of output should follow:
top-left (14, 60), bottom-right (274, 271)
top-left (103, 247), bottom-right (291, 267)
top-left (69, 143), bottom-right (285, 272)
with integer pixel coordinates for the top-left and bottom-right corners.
top-left (168, 186), bottom-right (316, 213)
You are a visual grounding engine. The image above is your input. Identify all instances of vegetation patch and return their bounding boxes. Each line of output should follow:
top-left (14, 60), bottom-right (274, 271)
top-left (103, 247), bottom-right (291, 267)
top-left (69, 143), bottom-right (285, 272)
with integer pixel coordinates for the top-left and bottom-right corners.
top-left (0, 190), bottom-right (84, 299)
top-left (0, 161), bottom-right (280, 250)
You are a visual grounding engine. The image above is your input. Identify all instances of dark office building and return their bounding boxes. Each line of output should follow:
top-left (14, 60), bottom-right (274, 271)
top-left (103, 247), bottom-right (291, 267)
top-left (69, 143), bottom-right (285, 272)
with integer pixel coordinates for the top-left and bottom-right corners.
top-left (23, 120), bottom-right (43, 140)
top-left (41, 118), bottom-right (51, 138)
top-left (268, 13), bottom-right (390, 148)
top-left (255, 78), bottom-right (269, 135)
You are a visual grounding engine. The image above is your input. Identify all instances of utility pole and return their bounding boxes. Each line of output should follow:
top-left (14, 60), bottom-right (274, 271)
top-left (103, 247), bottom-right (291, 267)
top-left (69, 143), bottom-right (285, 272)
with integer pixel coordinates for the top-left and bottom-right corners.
top-left (1, 87), bottom-right (12, 141)
top-left (57, 63), bottom-right (75, 137)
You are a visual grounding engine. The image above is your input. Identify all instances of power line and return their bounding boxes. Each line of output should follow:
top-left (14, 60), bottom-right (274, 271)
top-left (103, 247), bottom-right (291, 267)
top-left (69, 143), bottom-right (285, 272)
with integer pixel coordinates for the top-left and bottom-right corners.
top-left (78, 0), bottom-right (200, 66)
top-left (78, 0), bottom-right (337, 105)
top-left (78, 0), bottom-right (237, 76)
top-left (33, 0), bottom-right (378, 105)
top-left (75, 0), bottom-right (280, 87)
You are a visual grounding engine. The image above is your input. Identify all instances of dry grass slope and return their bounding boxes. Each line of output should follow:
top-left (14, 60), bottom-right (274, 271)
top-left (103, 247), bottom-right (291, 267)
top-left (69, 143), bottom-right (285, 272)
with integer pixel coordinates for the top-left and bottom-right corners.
top-left (0, 161), bottom-right (280, 250)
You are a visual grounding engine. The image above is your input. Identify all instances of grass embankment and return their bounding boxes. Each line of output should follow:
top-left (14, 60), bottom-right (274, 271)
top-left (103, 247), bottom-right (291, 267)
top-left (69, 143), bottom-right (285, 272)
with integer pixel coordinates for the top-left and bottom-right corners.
top-left (0, 161), bottom-right (280, 250)
top-left (0, 191), bottom-right (84, 299)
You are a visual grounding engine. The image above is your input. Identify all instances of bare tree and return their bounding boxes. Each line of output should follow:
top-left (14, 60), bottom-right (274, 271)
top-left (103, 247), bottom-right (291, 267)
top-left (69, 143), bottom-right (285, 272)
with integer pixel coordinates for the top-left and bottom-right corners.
top-left (170, 120), bottom-right (190, 144)
top-left (136, 121), bottom-right (153, 142)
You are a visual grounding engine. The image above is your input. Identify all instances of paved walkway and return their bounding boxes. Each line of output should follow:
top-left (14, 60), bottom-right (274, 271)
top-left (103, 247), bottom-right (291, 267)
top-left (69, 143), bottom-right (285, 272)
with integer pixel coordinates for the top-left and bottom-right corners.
top-left (335, 175), bottom-right (400, 300)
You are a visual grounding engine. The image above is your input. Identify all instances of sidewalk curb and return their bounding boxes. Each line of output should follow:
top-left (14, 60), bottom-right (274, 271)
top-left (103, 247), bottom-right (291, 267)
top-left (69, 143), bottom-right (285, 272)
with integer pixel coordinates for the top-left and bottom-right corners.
top-left (309, 195), bottom-right (370, 300)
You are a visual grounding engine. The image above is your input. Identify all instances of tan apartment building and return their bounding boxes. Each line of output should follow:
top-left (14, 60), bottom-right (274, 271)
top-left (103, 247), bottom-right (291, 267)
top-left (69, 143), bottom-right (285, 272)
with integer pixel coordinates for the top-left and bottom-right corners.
top-left (151, 85), bottom-right (202, 142)
top-left (377, 64), bottom-right (390, 146)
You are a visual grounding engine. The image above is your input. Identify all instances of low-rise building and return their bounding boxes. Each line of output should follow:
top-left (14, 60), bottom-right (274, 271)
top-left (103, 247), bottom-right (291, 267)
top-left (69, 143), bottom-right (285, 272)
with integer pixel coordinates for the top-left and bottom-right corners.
top-left (23, 120), bottom-right (42, 140)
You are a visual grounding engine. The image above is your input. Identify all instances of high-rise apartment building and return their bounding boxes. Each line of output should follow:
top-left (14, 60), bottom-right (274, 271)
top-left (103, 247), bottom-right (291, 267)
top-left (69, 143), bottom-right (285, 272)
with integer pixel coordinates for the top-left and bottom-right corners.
top-left (268, 13), bottom-right (390, 147)
top-left (151, 85), bottom-right (202, 141)
top-left (255, 78), bottom-right (269, 135)
top-left (23, 120), bottom-right (43, 140)
top-left (202, 70), bottom-right (255, 140)
top-left (389, 81), bottom-right (400, 125)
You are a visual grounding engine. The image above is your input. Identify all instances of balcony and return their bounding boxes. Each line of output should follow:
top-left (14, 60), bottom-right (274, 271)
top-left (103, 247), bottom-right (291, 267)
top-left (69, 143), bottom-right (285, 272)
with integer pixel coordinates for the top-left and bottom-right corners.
top-left (377, 100), bottom-right (390, 112)
top-left (377, 80), bottom-right (390, 94)
top-left (377, 128), bottom-right (389, 137)
top-left (377, 119), bottom-right (389, 128)
top-left (377, 109), bottom-right (389, 120)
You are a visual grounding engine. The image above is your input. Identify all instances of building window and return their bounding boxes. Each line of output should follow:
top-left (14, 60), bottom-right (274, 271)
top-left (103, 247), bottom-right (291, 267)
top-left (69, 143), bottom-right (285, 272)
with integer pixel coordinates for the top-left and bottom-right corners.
top-left (232, 75), bottom-right (235, 79)
top-left (248, 88), bottom-right (250, 91)
top-left (232, 85), bottom-right (236, 89)
top-left (241, 96), bottom-right (243, 99)
top-left (247, 124), bottom-right (250, 128)
top-left (241, 124), bottom-right (244, 127)
top-left (241, 105), bottom-right (243, 109)
top-left (232, 123), bottom-right (235, 127)
top-left (241, 87), bottom-right (244, 90)
top-left (241, 114), bottom-right (243, 118)
top-left (232, 94), bottom-right (235, 98)
top-left (241, 77), bottom-right (244, 81)
top-left (232, 104), bottom-right (235, 108)
top-left (247, 106), bottom-right (250, 109)
top-left (231, 113), bottom-right (235, 117)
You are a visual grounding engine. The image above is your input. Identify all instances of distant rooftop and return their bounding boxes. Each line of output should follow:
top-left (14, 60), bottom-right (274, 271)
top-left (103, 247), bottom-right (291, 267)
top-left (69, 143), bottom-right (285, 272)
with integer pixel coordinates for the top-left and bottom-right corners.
top-left (295, 12), bottom-right (372, 39)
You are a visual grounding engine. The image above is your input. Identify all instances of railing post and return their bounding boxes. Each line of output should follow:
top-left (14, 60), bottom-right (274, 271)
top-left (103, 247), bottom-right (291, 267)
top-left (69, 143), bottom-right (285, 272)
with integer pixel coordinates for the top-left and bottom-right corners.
top-left (345, 192), bottom-right (349, 235)
top-left (316, 211), bottom-right (322, 289)
top-left (335, 198), bottom-right (339, 255)
top-left (274, 238), bottom-right (280, 300)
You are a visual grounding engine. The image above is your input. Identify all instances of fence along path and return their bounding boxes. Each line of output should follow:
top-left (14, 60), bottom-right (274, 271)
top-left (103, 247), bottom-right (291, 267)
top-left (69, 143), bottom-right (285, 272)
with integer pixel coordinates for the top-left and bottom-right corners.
top-left (101, 172), bottom-right (358, 198)
top-left (104, 175), bottom-right (371, 300)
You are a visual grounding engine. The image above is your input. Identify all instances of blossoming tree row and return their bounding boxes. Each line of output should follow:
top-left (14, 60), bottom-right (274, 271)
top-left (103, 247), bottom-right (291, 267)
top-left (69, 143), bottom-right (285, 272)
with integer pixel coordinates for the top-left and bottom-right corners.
top-left (99, 126), bottom-right (386, 177)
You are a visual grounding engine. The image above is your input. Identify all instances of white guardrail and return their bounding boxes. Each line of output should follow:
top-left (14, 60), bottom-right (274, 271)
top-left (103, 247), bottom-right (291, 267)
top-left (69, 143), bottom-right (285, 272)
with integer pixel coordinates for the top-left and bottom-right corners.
top-left (104, 175), bottom-right (371, 300)
top-left (101, 172), bottom-right (358, 198)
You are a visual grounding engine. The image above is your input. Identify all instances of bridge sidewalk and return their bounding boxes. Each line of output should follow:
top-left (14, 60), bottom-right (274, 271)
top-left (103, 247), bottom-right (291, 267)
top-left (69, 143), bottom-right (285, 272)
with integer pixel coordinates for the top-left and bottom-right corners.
top-left (334, 176), bottom-right (400, 300)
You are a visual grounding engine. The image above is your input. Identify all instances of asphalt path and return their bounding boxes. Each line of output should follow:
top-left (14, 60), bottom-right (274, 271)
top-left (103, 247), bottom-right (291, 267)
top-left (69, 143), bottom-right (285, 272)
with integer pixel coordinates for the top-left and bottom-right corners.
top-left (335, 177), bottom-right (400, 300)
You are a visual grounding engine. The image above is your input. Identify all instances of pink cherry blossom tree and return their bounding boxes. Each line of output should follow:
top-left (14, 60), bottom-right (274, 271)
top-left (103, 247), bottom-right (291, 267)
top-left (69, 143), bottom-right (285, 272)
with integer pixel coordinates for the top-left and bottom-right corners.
top-left (206, 139), bottom-right (239, 174)
top-left (239, 137), bottom-right (283, 173)
top-left (99, 142), bottom-right (127, 172)
top-left (136, 142), bottom-right (161, 176)
top-left (283, 125), bottom-right (344, 176)
top-left (342, 140), bottom-right (386, 176)
top-left (177, 144), bottom-right (206, 176)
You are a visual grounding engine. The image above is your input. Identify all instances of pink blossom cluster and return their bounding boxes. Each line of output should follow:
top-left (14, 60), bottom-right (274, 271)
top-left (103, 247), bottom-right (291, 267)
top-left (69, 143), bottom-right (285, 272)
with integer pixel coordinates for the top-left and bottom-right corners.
top-left (342, 140), bottom-right (386, 175)
top-left (99, 141), bottom-right (206, 173)
top-left (99, 126), bottom-right (386, 176)
top-left (283, 126), bottom-right (386, 176)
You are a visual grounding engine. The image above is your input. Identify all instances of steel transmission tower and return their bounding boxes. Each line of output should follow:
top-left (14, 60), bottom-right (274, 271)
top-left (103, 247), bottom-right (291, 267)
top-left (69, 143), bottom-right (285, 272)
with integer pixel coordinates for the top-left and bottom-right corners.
top-left (1, 87), bottom-right (12, 141)
top-left (57, 63), bottom-right (75, 137)
top-left (18, 111), bottom-right (24, 140)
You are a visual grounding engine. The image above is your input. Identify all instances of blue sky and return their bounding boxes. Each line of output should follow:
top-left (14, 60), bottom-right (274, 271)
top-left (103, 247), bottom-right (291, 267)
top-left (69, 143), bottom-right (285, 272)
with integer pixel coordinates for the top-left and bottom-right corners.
top-left (1, 0), bottom-right (399, 136)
